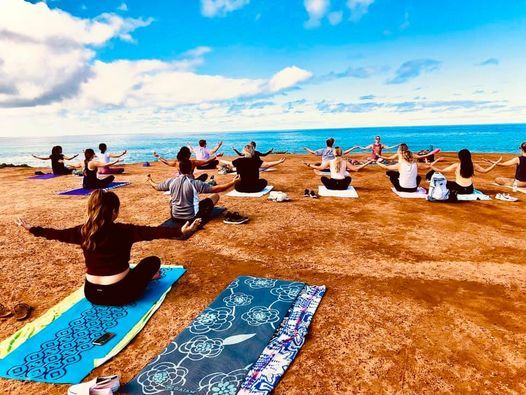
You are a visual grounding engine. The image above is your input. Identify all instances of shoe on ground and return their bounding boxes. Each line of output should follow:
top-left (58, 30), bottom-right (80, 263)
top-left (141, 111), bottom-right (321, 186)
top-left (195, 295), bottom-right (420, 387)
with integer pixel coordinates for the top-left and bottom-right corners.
top-left (224, 211), bottom-right (249, 224)
top-left (496, 193), bottom-right (518, 202)
top-left (68, 375), bottom-right (120, 395)
top-left (304, 189), bottom-right (310, 197)
top-left (309, 190), bottom-right (319, 199)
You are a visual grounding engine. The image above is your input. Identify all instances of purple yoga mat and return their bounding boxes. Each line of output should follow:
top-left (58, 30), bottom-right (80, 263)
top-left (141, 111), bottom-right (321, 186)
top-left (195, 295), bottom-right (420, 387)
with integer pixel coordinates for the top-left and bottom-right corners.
top-left (28, 173), bottom-right (62, 180)
top-left (58, 182), bottom-right (130, 196)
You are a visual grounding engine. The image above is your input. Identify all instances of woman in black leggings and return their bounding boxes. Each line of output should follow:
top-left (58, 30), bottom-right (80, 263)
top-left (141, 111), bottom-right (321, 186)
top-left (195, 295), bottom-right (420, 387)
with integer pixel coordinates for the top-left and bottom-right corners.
top-left (82, 148), bottom-right (121, 189)
top-left (32, 146), bottom-right (78, 175)
top-left (16, 190), bottom-right (201, 306)
top-left (231, 145), bottom-right (285, 192)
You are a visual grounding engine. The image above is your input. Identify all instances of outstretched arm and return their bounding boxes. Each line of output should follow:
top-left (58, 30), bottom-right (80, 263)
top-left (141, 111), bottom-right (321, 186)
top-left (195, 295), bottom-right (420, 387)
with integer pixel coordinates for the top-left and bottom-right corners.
top-left (232, 147), bottom-right (243, 156)
top-left (153, 152), bottom-right (177, 167)
top-left (261, 158), bottom-right (285, 168)
top-left (210, 141), bottom-right (223, 155)
top-left (343, 146), bottom-right (360, 155)
top-left (485, 157), bottom-right (518, 167)
top-left (378, 153), bottom-right (398, 161)
top-left (64, 154), bottom-right (79, 160)
top-left (347, 160), bottom-right (372, 172)
top-left (383, 144), bottom-right (400, 150)
top-left (209, 176), bottom-right (239, 193)
top-left (474, 157), bottom-right (502, 173)
top-left (431, 162), bottom-right (457, 173)
top-left (355, 144), bottom-right (373, 151)
top-left (32, 154), bottom-right (50, 160)
top-left (304, 147), bottom-right (317, 155)
top-left (414, 151), bottom-right (437, 160)
top-left (109, 150), bottom-right (127, 158)
top-left (304, 161), bottom-right (329, 171)
top-left (259, 149), bottom-right (274, 157)
top-left (16, 218), bottom-right (82, 245)
top-left (92, 158), bottom-right (121, 168)
top-left (376, 161), bottom-right (399, 171)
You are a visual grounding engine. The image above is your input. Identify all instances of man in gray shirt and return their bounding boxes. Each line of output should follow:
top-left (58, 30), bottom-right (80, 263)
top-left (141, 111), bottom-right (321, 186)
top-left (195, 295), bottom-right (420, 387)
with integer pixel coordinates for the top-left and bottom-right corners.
top-left (147, 159), bottom-right (237, 221)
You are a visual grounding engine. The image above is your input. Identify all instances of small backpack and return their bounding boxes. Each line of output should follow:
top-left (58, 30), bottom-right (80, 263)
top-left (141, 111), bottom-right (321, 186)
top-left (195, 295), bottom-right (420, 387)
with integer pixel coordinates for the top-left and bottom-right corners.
top-left (427, 172), bottom-right (449, 201)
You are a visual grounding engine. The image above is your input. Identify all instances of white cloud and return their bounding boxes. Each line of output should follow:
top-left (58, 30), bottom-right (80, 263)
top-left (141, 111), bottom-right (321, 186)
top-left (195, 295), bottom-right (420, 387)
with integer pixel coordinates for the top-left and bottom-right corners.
top-left (266, 66), bottom-right (313, 92)
top-left (346, 0), bottom-right (374, 22)
top-left (0, 0), bottom-right (152, 108)
top-left (328, 11), bottom-right (343, 26)
top-left (200, 0), bottom-right (250, 18)
top-left (117, 3), bottom-right (128, 11)
top-left (304, 0), bottom-right (330, 28)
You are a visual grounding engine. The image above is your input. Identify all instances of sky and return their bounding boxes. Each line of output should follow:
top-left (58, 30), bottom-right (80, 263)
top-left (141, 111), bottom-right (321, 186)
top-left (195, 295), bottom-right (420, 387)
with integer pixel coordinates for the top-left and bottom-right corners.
top-left (0, 0), bottom-right (525, 137)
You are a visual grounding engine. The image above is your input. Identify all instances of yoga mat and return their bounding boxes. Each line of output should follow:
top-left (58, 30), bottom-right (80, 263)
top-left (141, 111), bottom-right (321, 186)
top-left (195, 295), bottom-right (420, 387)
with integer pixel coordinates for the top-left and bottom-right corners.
top-left (0, 266), bottom-right (185, 384)
top-left (260, 168), bottom-right (276, 172)
top-left (391, 187), bottom-right (427, 199)
top-left (456, 189), bottom-right (491, 201)
top-left (239, 285), bottom-right (326, 395)
top-left (58, 182), bottom-right (130, 196)
top-left (160, 207), bottom-right (226, 239)
top-left (28, 173), bottom-right (62, 180)
top-left (318, 185), bottom-right (358, 198)
top-left (492, 183), bottom-right (526, 194)
top-left (226, 185), bottom-right (274, 198)
top-left (122, 276), bottom-right (305, 394)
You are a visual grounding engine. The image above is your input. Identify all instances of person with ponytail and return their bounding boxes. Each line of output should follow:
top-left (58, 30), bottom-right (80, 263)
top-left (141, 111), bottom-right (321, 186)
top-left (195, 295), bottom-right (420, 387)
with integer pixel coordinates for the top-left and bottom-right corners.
top-left (304, 147), bottom-right (371, 190)
top-left (83, 148), bottom-right (121, 189)
top-left (428, 149), bottom-right (501, 194)
top-left (376, 144), bottom-right (437, 192)
top-left (15, 190), bottom-right (201, 306)
top-left (98, 143), bottom-right (126, 175)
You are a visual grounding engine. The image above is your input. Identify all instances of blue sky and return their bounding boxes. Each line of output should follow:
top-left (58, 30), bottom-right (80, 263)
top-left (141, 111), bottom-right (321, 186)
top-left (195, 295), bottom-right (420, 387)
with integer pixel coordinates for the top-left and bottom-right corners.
top-left (1, 0), bottom-right (525, 136)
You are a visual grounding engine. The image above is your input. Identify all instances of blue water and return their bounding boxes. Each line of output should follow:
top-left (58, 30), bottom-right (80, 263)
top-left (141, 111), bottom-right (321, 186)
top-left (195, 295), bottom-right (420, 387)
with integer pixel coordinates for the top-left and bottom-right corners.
top-left (1, 124), bottom-right (524, 167)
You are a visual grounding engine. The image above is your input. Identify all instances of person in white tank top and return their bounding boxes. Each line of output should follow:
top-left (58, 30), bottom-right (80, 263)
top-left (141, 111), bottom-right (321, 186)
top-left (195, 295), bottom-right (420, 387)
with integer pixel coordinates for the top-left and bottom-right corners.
top-left (376, 145), bottom-right (437, 192)
top-left (98, 143), bottom-right (127, 175)
top-left (305, 147), bottom-right (371, 190)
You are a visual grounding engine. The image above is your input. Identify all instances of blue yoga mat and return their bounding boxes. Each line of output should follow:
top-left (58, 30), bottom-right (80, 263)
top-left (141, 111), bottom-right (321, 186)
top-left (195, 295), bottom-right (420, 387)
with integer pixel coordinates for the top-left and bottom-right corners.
top-left (28, 173), bottom-right (62, 180)
top-left (122, 276), bottom-right (305, 394)
top-left (58, 182), bottom-right (130, 196)
top-left (0, 266), bottom-right (185, 384)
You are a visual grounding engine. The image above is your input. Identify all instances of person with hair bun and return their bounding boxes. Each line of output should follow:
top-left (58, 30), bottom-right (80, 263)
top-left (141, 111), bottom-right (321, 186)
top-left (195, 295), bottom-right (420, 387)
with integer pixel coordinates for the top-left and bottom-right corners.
top-left (32, 146), bottom-right (79, 175)
top-left (98, 143), bottom-right (126, 175)
top-left (15, 190), bottom-right (200, 306)
top-left (491, 141), bottom-right (526, 188)
top-left (376, 144), bottom-right (437, 192)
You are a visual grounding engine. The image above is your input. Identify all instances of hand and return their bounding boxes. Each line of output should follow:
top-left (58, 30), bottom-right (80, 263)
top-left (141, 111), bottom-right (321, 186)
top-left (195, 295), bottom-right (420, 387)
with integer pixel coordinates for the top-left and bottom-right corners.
top-left (15, 217), bottom-right (32, 231)
top-left (233, 175), bottom-right (241, 183)
top-left (496, 156), bottom-right (503, 164)
top-left (217, 153), bottom-right (224, 157)
top-left (303, 161), bottom-right (310, 167)
top-left (279, 158), bottom-right (285, 163)
top-left (153, 151), bottom-right (160, 158)
top-left (181, 218), bottom-right (202, 234)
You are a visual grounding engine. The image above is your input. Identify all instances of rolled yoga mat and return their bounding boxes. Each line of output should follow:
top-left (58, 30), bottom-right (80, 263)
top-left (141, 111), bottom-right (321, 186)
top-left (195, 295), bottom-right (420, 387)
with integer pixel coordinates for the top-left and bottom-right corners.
top-left (0, 266), bottom-right (185, 384)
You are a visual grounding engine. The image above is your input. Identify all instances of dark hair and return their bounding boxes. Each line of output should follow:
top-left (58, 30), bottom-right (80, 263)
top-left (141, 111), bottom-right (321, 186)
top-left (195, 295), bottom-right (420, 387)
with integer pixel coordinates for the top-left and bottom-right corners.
top-left (51, 145), bottom-right (62, 156)
top-left (177, 146), bottom-right (191, 161)
top-left (199, 139), bottom-right (206, 147)
top-left (326, 138), bottom-right (335, 147)
top-left (250, 141), bottom-right (257, 148)
top-left (99, 143), bottom-right (107, 153)
top-left (81, 190), bottom-right (120, 251)
top-left (84, 148), bottom-right (96, 169)
top-left (179, 159), bottom-right (193, 175)
top-left (458, 149), bottom-right (474, 178)
top-left (521, 142), bottom-right (526, 153)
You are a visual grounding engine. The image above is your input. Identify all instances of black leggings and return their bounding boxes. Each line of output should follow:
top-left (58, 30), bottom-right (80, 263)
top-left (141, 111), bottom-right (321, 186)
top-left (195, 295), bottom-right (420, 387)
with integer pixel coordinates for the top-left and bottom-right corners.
top-left (84, 256), bottom-right (161, 306)
top-left (425, 170), bottom-right (474, 194)
top-left (387, 170), bottom-right (421, 192)
top-left (195, 173), bottom-right (208, 182)
top-left (83, 175), bottom-right (115, 189)
top-left (197, 160), bottom-right (219, 170)
top-left (235, 178), bottom-right (268, 193)
top-left (321, 176), bottom-right (352, 190)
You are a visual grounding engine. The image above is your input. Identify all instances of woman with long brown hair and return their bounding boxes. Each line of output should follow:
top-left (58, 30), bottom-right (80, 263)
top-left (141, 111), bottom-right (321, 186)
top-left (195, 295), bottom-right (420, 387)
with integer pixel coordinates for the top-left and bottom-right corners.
top-left (16, 190), bottom-right (200, 306)
top-left (304, 147), bottom-right (371, 190)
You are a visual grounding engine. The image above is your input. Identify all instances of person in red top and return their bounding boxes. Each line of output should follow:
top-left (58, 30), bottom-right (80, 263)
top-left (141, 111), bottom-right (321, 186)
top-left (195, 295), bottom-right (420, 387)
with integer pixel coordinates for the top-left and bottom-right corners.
top-left (354, 136), bottom-right (400, 161)
top-left (16, 190), bottom-right (201, 306)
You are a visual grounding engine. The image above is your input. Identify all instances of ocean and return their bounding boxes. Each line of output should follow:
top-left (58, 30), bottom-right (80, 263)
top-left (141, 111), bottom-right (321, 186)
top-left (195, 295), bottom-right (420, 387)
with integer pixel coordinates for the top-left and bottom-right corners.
top-left (1, 123), bottom-right (524, 167)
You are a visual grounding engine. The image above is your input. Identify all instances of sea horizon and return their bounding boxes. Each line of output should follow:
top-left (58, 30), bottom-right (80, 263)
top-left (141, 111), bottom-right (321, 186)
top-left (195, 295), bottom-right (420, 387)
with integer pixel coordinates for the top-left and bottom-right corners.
top-left (1, 123), bottom-right (525, 167)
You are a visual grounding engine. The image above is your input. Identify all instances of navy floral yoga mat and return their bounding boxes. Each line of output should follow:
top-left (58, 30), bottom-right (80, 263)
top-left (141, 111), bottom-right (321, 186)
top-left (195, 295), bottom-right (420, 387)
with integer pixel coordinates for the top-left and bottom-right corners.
top-left (122, 276), bottom-right (305, 394)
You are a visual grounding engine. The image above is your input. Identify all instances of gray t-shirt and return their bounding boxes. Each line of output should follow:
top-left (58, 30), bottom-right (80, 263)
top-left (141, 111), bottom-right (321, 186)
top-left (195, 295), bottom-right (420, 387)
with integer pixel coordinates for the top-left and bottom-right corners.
top-left (156, 175), bottom-right (213, 220)
top-left (315, 147), bottom-right (335, 161)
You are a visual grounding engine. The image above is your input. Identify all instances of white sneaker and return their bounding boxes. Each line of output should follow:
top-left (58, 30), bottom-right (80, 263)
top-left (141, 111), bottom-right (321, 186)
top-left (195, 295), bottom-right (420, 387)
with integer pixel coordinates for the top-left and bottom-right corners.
top-left (496, 193), bottom-right (518, 202)
top-left (68, 375), bottom-right (120, 395)
top-left (268, 191), bottom-right (289, 202)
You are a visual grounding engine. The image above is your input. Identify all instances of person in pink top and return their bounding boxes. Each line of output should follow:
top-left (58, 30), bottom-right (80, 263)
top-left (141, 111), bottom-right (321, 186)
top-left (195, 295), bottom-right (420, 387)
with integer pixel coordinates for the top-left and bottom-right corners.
top-left (354, 136), bottom-right (399, 161)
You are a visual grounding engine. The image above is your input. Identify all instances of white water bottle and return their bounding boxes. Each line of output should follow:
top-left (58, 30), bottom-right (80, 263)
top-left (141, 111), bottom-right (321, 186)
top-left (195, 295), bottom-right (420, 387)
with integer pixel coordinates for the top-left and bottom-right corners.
top-left (512, 180), bottom-right (518, 192)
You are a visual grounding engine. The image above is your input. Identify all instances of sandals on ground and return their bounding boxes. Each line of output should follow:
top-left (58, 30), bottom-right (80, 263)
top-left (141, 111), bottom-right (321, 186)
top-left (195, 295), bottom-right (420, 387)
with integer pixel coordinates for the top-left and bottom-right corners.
top-left (0, 303), bottom-right (13, 319)
top-left (13, 303), bottom-right (33, 321)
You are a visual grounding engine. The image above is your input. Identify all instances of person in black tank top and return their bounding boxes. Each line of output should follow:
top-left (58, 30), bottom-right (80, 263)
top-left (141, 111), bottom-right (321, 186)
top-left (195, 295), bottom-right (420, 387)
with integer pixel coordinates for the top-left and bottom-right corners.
top-left (492, 141), bottom-right (526, 187)
top-left (32, 146), bottom-right (79, 175)
top-left (82, 148), bottom-right (121, 189)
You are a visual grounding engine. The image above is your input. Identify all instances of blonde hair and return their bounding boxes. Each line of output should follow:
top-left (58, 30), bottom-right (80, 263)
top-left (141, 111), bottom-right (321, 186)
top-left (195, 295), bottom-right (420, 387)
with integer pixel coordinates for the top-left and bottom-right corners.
top-left (398, 143), bottom-right (414, 163)
top-left (333, 147), bottom-right (343, 173)
top-left (243, 144), bottom-right (255, 158)
top-left (81, 190), bottom-right (120, 251)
